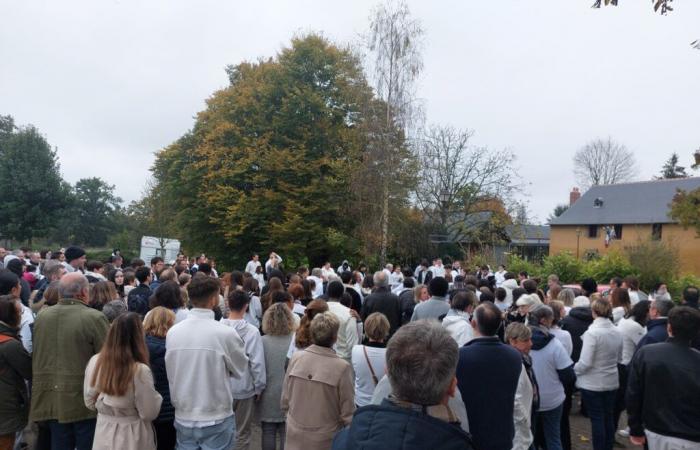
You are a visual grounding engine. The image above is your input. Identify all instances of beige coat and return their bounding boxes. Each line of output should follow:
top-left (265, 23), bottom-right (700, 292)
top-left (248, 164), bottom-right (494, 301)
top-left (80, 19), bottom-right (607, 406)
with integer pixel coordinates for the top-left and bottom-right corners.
top-left (281, 345), bottom-right (355, 450)
top-left (84, 354), bottom-right (163, 450)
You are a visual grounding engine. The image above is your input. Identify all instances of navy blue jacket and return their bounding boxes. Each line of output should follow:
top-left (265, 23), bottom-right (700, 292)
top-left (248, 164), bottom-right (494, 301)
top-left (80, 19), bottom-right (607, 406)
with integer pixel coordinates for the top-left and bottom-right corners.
top-left (456, 336), bottom-right (522, 450)
top-left (332, 400), bottom-right (474, 450)
top-left (145, 334), bottom-right (173, 423)
top-left (636, 318), bottom-right (668, 350)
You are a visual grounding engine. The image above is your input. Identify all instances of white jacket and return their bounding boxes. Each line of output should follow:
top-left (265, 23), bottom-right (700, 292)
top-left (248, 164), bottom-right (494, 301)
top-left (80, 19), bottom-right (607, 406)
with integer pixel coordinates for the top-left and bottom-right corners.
top-left (574, 318), bottom-right (623, 392)
top-left (442, 311), bottom-right (473, 347)
top-left (512, 365), bottom-right (533, 450)
top-left (165, 308), bottom-right (248, 422)
top-left (502, 279), bottom-right (519, 306)
top-left (220, 318), bottom-right (266, 399)
top-left (616, 317), bottom-right (645, 365)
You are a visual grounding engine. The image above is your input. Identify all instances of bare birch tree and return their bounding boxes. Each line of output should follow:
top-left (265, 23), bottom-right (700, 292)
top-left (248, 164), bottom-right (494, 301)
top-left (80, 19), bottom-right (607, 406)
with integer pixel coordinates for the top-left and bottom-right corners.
top-left (573, 137), bottom-right (637, 189)
top-left (415, 124), bottom-right (519, 238)
top-left (366, 0), bottom-right (423, 265)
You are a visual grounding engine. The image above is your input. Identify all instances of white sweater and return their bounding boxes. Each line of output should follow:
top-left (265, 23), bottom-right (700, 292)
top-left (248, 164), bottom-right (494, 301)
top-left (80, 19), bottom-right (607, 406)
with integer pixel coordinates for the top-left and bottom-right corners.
top-left (327, 301), bottom-right (359, 362)
top-left (165, 308), bottom-right (249, 422)
top-left (574, 318), bottom-right (623, 392)
top-left (616, 317), bottom-right (645, 365)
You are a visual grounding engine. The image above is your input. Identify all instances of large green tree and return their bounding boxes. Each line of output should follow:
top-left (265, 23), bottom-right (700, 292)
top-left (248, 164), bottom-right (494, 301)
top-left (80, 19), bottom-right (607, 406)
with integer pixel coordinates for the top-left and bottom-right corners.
top-left (0, 122), bottom-right (69, 243)
top-left (152, 34), bottom-right (384, 268)
top-left (69, 177), bottom-right (123, 246)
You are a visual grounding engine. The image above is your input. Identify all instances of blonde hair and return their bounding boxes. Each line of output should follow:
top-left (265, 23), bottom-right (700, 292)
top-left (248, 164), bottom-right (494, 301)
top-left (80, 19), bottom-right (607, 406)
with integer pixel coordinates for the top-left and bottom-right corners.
top-left (143, 306), bottom-right (176, 338)
top-left (310, 311), bottom-right (339, 348)
top-left (364, 312), bottom-right (390, 342)
top-left (591, 298), bottom-right (612, 318)
top-left (505, 322), bottom-right (532, 342)
top-left (262, 303), bottom-right (296, 336)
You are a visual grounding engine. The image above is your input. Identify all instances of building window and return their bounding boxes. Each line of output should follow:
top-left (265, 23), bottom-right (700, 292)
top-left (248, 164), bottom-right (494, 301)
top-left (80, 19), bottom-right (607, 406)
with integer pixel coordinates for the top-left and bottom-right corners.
top-left (588, 225), bottom-right (598, 238)
top-left (652, 223), bottom-right (662, 240)
top-left (614, 224), bottom-right (623, 239)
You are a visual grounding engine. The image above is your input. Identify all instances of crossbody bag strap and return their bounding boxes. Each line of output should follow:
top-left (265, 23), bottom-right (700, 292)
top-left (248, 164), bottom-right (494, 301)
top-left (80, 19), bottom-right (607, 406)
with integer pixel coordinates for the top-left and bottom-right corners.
top-left (362, 345), bottom-right (379, 385)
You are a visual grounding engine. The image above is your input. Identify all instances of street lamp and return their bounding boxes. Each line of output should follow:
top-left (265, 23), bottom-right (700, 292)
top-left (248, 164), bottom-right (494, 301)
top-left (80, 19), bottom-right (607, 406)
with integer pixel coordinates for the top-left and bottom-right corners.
top-left (575, 227), bottom-right (582, 259)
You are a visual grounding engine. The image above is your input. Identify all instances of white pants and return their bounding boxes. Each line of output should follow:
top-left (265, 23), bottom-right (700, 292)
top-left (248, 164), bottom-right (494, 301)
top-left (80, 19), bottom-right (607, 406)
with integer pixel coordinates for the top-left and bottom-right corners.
top-left (646, 430), bottom-right (700, 450)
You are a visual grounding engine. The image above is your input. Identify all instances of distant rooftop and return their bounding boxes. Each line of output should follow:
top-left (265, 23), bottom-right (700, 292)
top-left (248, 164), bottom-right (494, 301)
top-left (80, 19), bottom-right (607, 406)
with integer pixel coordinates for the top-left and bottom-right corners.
top-left (551, 177), bottom-right (700, 226)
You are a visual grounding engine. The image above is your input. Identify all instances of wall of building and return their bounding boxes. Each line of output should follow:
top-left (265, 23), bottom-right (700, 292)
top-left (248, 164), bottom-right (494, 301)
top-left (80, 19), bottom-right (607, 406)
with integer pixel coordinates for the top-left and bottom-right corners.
top-left (549, 224), bottom-right (700, 275)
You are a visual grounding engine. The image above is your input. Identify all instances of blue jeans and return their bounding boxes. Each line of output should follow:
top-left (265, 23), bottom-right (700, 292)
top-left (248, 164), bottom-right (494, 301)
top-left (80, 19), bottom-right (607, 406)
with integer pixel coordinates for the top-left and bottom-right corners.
top-left (48, 418), bottom-right (96, 450)
top-left (537, 403), bottom-right (564, 450)
top-left (174, 415), bottom-right (236, 450)
top-left (580, 389), bottom-right (617, 450)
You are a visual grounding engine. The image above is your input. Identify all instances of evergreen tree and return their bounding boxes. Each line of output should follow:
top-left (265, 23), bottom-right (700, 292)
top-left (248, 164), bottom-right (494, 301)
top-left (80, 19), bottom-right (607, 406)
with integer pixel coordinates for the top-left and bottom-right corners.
top-left (659, 153), bottom-right (688, 179)
top-left (69, 177), bottom-right (123, 246)
top-left (0, 123), bottom-right (69, 243)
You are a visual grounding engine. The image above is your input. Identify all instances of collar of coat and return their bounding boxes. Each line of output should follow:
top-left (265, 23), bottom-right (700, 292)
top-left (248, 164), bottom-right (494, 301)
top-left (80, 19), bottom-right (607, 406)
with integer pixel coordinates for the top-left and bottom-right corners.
top-left (304, 344), bottom-right (337, 357)
top-left (58, 298), bottom-right (89, 307)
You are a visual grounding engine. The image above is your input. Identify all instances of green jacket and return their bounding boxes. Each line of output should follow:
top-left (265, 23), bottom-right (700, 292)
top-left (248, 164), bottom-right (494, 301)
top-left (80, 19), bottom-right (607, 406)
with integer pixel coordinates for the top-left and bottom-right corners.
top-left (0, 321), bottom-right (32, 435)
top-left (30, 299), bottom-right (109, 423)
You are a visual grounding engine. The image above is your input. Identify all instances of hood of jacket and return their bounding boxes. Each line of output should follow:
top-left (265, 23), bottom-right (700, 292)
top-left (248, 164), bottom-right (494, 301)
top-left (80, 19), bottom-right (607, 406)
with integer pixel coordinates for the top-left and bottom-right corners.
top-left (442, 311), bottom-right (470, 328)
top-left (220, 318), bottom-right (251, 341)
top-left (568, 306), bottom-right (593, 323)
top-left (530, 326), bottom-right (555, 351)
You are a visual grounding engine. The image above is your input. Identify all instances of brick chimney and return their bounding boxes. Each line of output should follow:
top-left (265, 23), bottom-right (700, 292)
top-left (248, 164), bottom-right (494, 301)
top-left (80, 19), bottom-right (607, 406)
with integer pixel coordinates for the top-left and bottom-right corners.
top-left (569, 187), bottom-right (581, 206)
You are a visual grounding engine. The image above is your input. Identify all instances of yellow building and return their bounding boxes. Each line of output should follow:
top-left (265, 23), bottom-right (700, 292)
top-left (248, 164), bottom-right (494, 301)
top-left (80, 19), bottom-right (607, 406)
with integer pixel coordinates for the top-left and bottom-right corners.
top-left (549, 178), bottom-right (700, 275)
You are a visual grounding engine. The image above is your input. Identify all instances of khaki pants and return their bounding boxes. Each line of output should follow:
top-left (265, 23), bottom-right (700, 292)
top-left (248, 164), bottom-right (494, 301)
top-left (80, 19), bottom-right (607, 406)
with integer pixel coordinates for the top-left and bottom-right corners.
top-left (233, 397), bottom-right (255, 450)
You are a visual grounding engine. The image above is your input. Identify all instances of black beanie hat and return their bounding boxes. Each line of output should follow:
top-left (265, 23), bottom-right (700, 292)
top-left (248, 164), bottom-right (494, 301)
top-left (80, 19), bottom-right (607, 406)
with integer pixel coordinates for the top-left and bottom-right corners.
top-left (64, 246), bottom-right (86, 263)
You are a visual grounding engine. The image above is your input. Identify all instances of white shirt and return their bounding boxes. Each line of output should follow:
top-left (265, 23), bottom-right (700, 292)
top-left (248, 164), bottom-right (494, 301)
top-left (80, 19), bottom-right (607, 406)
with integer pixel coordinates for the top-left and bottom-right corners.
top-left (321, 267), bottom-right (335, 280)
top-left (495, 270), bottom-right (507, 288)
top-left (531, 335), bottom-right (573, 411)
top-left (612, 306), bottom-right (626, 325)
top-left (244, 260), bottom-right (260, 275)
top-left (244, 295), bottom-right (263, 329)
top-left (575, 318), bottom-right (623, 392)
top-left (550, 327), bottom-right (573, 357)
top-left (628, 290), bottom-right (640, 306)
top-left (442, 311), bottom-right (473, 347)
top-left (351, 344), bottom-right (387, 407)
top-left (307, 275), bottom-right (324, 298)
top-left (20, 305), bottom-right (34, 353)
top-left (326, 301), bottom-right (359, 362)
top-left (616, 317), bottom-right (645, 365)
top-left (430, 264), bottom-right (445, 278)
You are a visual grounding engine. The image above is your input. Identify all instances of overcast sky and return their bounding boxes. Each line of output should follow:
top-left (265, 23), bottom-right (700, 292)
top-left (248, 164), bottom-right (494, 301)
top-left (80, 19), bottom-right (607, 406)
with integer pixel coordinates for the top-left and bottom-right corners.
top-left (2, 0), bottom-right (699, 223)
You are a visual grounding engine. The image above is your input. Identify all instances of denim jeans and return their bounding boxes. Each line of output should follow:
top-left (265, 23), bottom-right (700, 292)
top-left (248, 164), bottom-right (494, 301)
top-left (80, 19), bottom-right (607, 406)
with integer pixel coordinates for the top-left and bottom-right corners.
top-left (174, 415), bottom-right (236, 450)
top-left (48, 418), bottom-right (96, 450)
top-left (580, 389), bottom-right (617, 450)
top-left (536, 403), bottom-right (564, 450)
top-left (261, 422), bottom-right (286, 450)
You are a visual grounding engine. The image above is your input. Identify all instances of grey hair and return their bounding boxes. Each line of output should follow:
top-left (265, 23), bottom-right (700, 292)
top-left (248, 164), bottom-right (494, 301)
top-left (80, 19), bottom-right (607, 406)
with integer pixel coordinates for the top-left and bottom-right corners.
top-left (557, 288), bottom-right (576, 307)
top-left (653, 298), bottom-right (675, 317)
top-left (58, 275), bottom-right (89, 298)
top-left (42, 259), bottom-right (62, 277)
top-left (386, 320), bottom-right (458, 405)
top-left (528, 304), bottom-right (554, 328)
top-left (310, 312), bottom-right (340, 348)
top-left (327, 274), bottom-right (341, 284)
top-left (373, 271), bottom-right (389, 288)
top-left (311, 268), bottom-right (322, 278)
top-left (505, 322), bottom-right (532, 342)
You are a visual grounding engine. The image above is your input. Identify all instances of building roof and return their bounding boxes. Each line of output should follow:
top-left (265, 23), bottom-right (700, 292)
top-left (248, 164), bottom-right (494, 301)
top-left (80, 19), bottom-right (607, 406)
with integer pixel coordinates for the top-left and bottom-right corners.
top-left (551, 177), bottom-right (700, 226)
top-left (505, 224), bottom-right (550, 245)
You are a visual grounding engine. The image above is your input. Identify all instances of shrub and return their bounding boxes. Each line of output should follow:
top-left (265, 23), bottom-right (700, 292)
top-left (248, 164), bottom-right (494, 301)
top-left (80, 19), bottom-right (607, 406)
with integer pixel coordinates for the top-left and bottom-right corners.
top-left (624, 240), bottom-right (679, 293)
top-left (541, 252), bottom-right (583, 284)
top-left (582, 250), bottom-right (635, 285)
top-left (505, 254), bottom-right (539, 278)
top-left (668, 274), bottom-right (700, 302)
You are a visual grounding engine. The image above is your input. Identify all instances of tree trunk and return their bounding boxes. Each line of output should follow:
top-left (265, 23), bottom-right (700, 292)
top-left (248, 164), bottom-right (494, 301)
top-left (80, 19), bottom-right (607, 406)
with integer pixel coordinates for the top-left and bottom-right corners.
top-left (380, 179), bottom-right (389, 267)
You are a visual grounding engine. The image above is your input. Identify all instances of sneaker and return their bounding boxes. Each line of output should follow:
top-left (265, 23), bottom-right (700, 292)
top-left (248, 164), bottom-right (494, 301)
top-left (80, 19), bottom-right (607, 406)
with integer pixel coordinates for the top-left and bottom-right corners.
top-left (617, 428), bottom-right (630, 438)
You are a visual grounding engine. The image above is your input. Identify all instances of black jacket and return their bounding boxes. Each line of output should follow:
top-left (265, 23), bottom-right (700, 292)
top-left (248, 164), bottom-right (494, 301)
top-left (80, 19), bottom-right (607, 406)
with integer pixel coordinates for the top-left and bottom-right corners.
top-left (146, 334), bottom-right (174, 423)
top-left (332, 400), bottom-right (474, 450)
top-left (398, 289), bottom-right (416, 325)
top-left (127, 284), bottom-right (151, 317)
top-left (0, 323), bottom-right (32, 435)
top-left (626, 339), bottom-right (700, 442)
top-left (361, 288), bottom-right (402, 337)
top-left (560, 306), bottom-right (593, 362)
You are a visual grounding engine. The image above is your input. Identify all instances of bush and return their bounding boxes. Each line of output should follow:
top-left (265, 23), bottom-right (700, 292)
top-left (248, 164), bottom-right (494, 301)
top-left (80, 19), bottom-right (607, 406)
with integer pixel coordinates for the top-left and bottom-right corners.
top-left (541, 252), bottom-right (584, 284)
top-left (624, 240), bottom-right (679, 293)
top-left (505, 254), bottom-right (539, 278)
top-left (582, 250), bottom-right (635, 285)
top-left (668, 274), bottom-right (700, 302)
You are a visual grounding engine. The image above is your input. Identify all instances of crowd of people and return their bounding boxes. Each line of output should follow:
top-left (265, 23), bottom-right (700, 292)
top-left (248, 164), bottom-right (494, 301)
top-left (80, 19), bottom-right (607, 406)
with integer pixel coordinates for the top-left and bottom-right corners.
top-left (1, 247), bottom-right (699, 450)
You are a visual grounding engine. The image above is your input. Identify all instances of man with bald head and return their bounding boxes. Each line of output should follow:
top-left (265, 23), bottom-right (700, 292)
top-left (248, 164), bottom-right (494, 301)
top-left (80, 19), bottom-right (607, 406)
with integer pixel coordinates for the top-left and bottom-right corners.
top-left (30, 272), bottom-right (109, 450)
